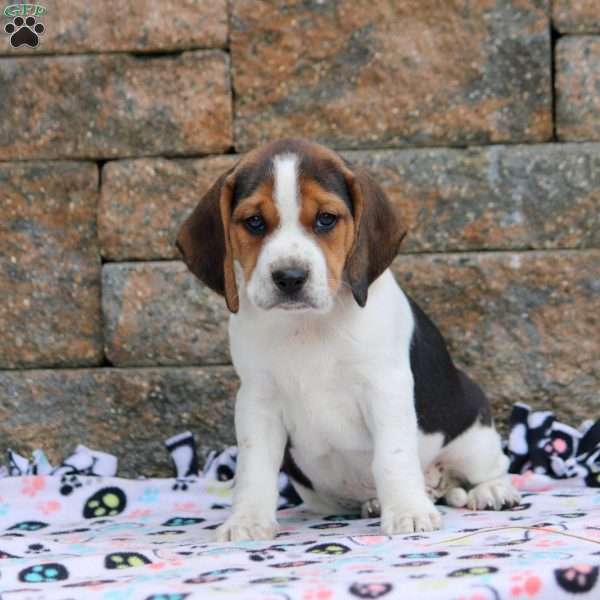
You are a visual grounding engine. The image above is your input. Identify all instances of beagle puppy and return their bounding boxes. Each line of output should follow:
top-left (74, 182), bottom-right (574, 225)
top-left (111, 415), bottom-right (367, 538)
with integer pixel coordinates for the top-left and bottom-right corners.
top-left (177, 138), bottom-right (520, 541)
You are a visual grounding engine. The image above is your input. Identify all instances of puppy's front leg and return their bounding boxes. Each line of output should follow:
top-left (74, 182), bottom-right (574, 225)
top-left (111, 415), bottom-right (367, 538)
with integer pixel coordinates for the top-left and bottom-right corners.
top-left (215, 385), bottom-right (286, 542)
top-left (367, 369), bottom-right (442, 534)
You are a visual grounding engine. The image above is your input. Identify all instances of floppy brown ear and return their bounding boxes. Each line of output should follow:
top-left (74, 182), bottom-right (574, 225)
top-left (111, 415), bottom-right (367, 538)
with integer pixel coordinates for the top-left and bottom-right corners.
top-left (175, 169), bottom-right (239, 313)
top-left (344, 166), bottom-right (406, 307)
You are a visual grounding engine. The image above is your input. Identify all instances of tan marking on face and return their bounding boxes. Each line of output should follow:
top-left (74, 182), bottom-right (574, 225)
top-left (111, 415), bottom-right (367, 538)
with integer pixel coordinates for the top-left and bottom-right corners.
top-left (299, 177), bottom-right (355, 293)
top-left (229, 180), bottom-right (280, 282)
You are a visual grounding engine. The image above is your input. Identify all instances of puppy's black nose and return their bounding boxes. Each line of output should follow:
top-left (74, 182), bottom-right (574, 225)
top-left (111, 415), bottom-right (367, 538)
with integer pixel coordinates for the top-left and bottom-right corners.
top-left (272, 268), bottom-right (308, 294)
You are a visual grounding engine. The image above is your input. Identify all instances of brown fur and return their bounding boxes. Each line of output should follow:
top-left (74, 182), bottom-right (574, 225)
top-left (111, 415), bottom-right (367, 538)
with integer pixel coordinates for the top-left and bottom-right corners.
top-left (298, 177), bottom-right (355, 293)
top-left (176, 167), bottom-right (239, 312)
top-left (344, 167), bottom-right (407, 306)
top-left (229, 180), bottom-right (280, 283)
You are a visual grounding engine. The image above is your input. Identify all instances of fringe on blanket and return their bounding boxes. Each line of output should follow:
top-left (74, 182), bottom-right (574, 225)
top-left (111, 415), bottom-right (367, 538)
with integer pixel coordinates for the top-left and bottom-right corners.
top-left (2, 403), bottom-right (599, 494)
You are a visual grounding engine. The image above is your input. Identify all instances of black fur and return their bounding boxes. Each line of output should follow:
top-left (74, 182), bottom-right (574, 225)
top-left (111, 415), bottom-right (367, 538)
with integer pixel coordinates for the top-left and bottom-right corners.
top-left (408, 296), bottom-right (492, 443)
top-left (282, 440), bottom-right (314, 490)
top-left (232, 161), bottom-right (271, 208)
top-left (232, 138), bottom-right (353, 214)
top-left (298, 156), bottom-right (352, 214)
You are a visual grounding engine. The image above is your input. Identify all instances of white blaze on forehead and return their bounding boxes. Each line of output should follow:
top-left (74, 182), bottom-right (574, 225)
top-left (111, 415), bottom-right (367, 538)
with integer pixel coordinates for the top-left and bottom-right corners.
top-left (273, 153), bottom-right (300, 227)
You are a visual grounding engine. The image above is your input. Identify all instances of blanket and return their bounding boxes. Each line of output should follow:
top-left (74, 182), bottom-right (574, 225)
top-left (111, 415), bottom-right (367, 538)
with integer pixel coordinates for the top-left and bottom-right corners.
top-left (0, 404), bottom-right (599, 599)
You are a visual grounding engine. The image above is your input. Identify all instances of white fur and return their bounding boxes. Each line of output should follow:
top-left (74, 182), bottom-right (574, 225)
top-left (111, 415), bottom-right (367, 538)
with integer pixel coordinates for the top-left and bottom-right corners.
top-left (273, 153), bottom-right (299, 225)
top-left (215, 156), bottom-right (517, 542)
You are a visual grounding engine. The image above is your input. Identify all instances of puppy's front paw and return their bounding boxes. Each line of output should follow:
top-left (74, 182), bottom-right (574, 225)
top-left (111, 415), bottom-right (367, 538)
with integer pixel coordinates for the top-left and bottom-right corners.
top-left (380, 499), bottom-right (442, 534)
top-left (215, 511), bottom-right (278, 542)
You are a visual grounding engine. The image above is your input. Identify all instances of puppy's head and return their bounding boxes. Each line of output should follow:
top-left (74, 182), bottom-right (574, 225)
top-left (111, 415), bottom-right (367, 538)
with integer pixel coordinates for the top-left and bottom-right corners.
top-left (176, 139), bottom-right (405, 313)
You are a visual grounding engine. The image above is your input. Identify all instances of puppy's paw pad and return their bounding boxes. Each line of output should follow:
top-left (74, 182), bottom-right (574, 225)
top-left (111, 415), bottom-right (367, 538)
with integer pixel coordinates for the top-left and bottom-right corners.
top-left (467, 477), bottom-right (521, 511)
top-left (381, 503), bottom-right (442, 534)
top-left (215, 513), bottom-right (278, 542)
top-left (361, 498), bottom-right (381, 519)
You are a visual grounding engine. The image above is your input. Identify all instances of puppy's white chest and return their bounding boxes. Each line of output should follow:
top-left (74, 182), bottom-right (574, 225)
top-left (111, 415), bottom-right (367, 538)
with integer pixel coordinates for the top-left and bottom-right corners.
top-left (280, 376), bottom-right (377, 505)
top-left (229, 271), bottom-right (416, 509)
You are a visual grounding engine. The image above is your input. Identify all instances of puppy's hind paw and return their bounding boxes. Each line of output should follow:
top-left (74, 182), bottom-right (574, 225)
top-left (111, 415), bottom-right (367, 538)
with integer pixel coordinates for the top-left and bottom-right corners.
top-left (215, 512), bottom-right (278, 542)
top-left (467, 477), bottom-right (521, 511)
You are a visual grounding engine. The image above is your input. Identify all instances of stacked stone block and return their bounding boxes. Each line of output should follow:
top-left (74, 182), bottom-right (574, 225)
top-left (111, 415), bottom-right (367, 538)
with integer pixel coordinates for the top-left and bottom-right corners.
top-left (0, 1), bottom-right (598, 475)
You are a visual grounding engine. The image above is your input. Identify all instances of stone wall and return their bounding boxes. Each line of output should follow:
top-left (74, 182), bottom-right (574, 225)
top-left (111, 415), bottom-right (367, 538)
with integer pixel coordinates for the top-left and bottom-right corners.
top-left (1, 1), bottom-right (598, 476)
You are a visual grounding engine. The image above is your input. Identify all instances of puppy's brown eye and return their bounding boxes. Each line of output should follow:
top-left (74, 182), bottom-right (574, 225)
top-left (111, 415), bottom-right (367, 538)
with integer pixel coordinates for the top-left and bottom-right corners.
top-left (244, 215), bottom-right (266, 235)
top-left (315, 212), bottom-right (337, 233)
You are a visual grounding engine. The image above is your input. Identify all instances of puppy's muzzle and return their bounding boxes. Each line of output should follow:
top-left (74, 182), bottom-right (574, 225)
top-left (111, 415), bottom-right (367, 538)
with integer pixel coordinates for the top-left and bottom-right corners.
top-left (272, 268), bottom-right (308, 295)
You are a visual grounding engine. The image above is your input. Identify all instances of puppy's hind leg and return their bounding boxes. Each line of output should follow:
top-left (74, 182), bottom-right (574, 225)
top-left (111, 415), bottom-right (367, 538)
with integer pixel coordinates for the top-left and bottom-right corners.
top-left (441, 421), bottom-right (520, 511)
